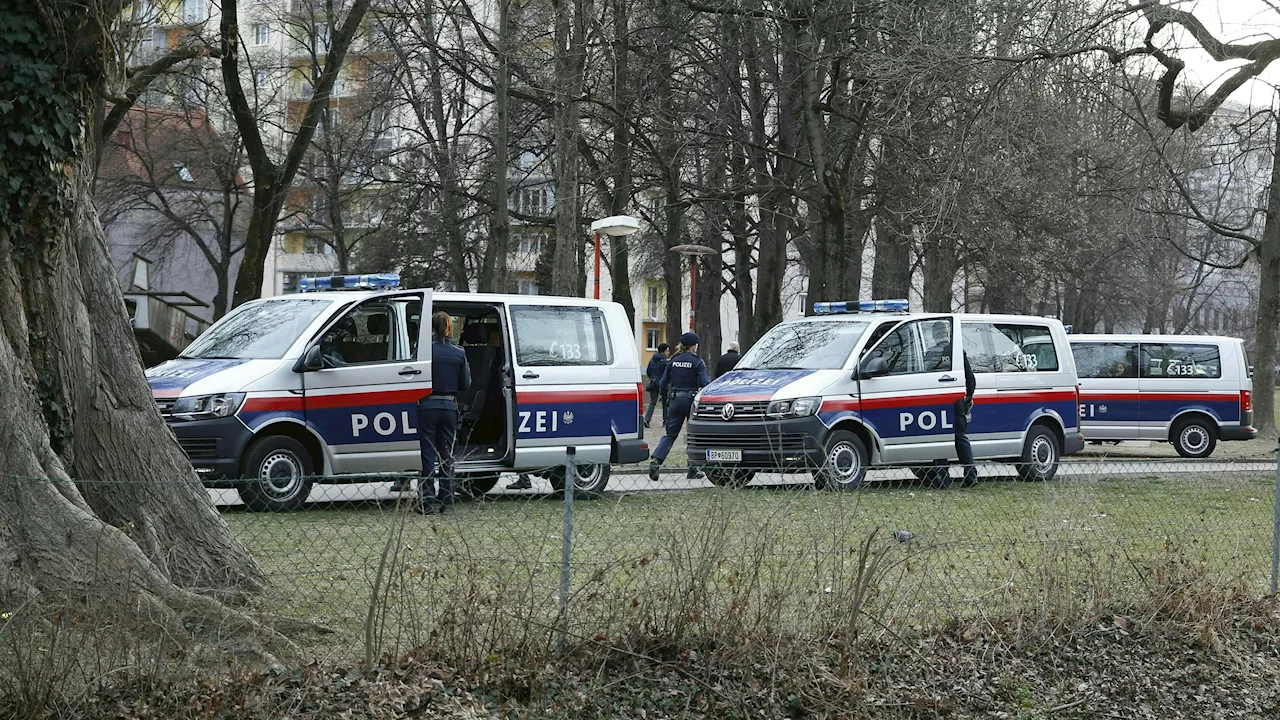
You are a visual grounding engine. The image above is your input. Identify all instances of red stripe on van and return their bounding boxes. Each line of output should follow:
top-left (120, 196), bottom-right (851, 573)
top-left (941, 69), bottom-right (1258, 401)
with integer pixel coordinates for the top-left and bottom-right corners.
top-left (517, 389), bottom-right (639, 404)
top-left (241, 388), bottom-right (430, 413)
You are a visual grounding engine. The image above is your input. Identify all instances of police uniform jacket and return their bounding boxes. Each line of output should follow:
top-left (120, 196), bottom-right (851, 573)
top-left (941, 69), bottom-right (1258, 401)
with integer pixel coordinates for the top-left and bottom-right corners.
top-left (424, 336), bottom-right (471, 405)
top-left (645, 353), bottom-right (669, 389)
top-left (660, 352), bottom-right (710, 396)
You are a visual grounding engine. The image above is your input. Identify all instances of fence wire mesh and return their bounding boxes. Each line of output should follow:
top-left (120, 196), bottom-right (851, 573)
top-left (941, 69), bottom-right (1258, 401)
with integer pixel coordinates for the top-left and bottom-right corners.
top-left (5, 446), bottom-right (1277, 670)
top-left (143, 448), bottom-right (1276, 663)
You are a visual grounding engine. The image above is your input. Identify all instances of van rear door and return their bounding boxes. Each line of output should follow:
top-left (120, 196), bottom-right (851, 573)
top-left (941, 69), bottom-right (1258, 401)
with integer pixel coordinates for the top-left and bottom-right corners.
top-left (299, 290), bottom-right (433, 474)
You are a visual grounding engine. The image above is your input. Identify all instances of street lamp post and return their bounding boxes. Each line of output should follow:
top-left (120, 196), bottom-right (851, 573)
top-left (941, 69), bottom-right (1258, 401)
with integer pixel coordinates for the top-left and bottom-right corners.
top-left (589, 215), bottom-right (640, 300)
top-left (670, 244), bottom-right (717, 331)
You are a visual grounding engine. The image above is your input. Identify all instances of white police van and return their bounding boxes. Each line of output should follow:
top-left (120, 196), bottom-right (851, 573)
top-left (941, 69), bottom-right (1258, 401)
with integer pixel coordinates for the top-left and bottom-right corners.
top-left (1069, 334), bottom-right (1255, 457)
top-left (686, 301), bottom-right (1084, 488)
top-left (146, 274), bottom-right (648, 510)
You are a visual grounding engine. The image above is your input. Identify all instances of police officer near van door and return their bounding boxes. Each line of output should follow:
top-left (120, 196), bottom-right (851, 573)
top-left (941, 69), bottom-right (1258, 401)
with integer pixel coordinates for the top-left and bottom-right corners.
top-left (648, 333), bottom-right (710, 481)
top-left (643, 343), bottom-right (671, 428)
top-left (417, 311), bottom-right (471, 514)
top-left (954, 349), bottom-right (978, 487)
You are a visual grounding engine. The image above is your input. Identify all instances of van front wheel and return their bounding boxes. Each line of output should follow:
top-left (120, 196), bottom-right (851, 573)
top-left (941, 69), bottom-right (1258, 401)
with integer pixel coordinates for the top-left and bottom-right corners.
top-left (1172, 418), bottom-right (1216, 459)
top-left (238, 435), bottom-right (314, 512)
top-left (1017, 425), bottom-right (1060, 482)
top-left (814, 431), bottom-right (868, 491)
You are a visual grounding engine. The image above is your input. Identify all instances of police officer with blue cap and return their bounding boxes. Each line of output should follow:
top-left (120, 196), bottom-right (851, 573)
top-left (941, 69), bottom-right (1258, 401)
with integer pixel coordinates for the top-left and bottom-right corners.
top-left (648, 332), bottom-right (709, 481)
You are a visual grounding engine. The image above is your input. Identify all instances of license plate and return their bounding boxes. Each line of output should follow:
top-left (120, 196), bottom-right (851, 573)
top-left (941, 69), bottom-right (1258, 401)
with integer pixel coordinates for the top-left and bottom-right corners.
top-left (707, 449), bottom-right (742, 463)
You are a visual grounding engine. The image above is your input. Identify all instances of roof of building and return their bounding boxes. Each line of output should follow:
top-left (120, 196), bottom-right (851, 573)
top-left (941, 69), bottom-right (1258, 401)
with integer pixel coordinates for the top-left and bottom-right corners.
top-left (98, 104), bottom-right (246, 193)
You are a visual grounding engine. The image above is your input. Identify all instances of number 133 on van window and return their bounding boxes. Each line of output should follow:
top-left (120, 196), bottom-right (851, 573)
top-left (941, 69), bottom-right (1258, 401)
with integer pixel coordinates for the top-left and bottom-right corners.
top-left (548, 340), bottom-right (583, 360)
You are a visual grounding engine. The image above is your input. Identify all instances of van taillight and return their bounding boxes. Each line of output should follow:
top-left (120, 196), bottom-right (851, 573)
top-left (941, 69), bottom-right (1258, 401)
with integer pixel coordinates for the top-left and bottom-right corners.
top-left (1242, 390), bottom-right (1253, 413)
top-left (637, 383), bottom-right (645, 413)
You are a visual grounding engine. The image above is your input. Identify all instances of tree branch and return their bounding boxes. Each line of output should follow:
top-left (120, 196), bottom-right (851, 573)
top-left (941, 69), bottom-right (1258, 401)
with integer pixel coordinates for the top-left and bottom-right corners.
top-left (101, 43), bottom-right (217, 141)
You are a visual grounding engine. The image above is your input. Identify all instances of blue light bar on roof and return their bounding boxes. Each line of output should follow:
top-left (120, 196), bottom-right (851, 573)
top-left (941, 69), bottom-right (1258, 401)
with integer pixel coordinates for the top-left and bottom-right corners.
top-left (297, 273), bottom-right (401, 292)
top-left (813, 299), bottom-right (909, 315)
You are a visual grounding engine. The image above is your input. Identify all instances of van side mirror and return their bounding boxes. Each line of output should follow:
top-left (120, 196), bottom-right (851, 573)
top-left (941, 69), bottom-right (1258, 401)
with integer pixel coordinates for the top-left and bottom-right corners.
top-left (294, 345), bottom-right (324, 373)
top-left (853, 356), bottom-right (889, 380)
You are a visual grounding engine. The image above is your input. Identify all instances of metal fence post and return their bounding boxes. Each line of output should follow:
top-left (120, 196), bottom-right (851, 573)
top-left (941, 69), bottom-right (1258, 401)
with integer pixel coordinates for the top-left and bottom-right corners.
top-left (1272, 438), bottom-right (1280, 596)
top-left (558, 447), bottom-right (576, 652)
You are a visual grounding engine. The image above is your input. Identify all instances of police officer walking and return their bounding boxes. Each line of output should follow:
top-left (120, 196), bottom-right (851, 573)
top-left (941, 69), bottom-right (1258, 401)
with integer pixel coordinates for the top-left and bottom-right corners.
top-left (648, 333), bottom-right (710, 481)
top-left (954, 350), bottom-right (978, 487)
top-left (418, 311), bottom-right (471, 514)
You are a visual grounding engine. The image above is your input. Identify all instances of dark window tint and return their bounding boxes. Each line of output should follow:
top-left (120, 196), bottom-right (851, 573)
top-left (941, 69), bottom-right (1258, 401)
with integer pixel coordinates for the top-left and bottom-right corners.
top-left (1070, 342), bottom-right (1138, 379)
top-left (511, 306), bottom-right (612, 366)
top-left (1140, 343), bottom-right (1221, 379)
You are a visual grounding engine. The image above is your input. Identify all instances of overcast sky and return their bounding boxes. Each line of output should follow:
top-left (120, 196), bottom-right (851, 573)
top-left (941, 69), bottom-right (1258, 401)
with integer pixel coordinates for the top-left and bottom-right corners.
top-left (1164, 0), bottom-right (1280, 108)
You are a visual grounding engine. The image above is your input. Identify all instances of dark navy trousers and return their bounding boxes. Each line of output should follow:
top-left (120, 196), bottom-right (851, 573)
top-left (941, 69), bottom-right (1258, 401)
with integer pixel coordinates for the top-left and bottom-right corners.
top-left (418, 397), bottom-right (458, 505)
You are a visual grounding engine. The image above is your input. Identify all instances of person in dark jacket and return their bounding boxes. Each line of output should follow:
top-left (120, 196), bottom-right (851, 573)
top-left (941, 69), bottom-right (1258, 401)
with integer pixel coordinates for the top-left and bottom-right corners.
top-left (648, 333), bottom-right (710, 481)
top-left (643, 343), bottom-right (671, 428)
top-left (715, 342), bottom-right (741, 378)
top-left (954, 351), bottom-right (978, 487)
top-left (418, 311), bottom-right (470, 514)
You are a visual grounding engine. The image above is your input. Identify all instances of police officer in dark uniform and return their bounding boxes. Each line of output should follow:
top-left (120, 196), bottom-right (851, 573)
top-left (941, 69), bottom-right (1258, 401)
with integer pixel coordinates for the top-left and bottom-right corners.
top-left (418, 311), bottom-right (470, 514)
top-left (954, 350), bottom-right (978, 487)
top-left (648, 332), bottom-right (710, 481)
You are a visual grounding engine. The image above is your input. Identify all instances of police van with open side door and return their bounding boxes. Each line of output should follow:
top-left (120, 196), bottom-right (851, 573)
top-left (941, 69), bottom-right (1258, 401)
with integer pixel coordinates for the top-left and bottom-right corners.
top-left (685, 300), bottom-right (1084, 488)
top-left (1069, 333), bottom-right (1255, 457)
top-left (145, 274), bottom-right (648, 511)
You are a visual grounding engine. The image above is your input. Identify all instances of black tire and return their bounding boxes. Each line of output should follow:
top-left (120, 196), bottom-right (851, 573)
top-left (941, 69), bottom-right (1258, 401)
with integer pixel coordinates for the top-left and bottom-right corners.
top-left (238, 435), bottom-right (315, 512)
top-left (705, 468), bottom-right (757, 488)
top-left (911, 463), bottom-right (952, 489)
top-left (549, 463), bottom-right (611, 499)
top-left (1171, 417), bottom-right (1217, 459)
top-left (814, 431), bottom-right (869, 491)
top-left (1016, 425), bottom-right (1061, 482)
top-left (456, 474), bottom-right (499, 500)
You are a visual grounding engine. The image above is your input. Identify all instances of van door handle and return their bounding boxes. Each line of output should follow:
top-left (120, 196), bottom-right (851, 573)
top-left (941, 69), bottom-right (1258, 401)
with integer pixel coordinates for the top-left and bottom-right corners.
top-left (398, 367), bottom-right (422, 377)
top-left (523, 371), bottom-right (540, 379)
top-left (939, 375), bottom-right (956, 382)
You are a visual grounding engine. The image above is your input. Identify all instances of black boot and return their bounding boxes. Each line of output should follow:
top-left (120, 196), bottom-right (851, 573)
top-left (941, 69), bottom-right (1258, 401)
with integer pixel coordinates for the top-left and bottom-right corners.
top-left (648, 461), bottom-right (661, 482)
top-left (507, 474), bottom-right (533, 490)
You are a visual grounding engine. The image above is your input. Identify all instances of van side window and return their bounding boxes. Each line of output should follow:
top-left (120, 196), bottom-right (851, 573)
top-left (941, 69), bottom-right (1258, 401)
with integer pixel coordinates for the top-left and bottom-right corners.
top-left (961, 322), bottom-right (996, 373)
top-left (511, 306), bottom-right (613, 366)
top-left (1141, 343), bottom-right (1221, 379)
top-left (992, 324), bottom-right (1057, 372)
top-left (872, 318), bottom-right (951, 375)
top-left (319, 300), bottom-right (408, 366)
top-left (1071, 342), bottom-right (1137, 379)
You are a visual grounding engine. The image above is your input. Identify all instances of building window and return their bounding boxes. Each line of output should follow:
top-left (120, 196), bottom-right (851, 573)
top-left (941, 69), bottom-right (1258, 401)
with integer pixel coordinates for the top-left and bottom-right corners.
top-left (254, 68), bottom-right (272, 91)
top-left (513, 186), bottom-right (547, 215)
top-left (253, 23), bottom-right (270, 45)
top-left (646, 328), bottom-right (660, 351)
top-left (798, 293), bottom-right (808, 313)
top-left (173, 162), bottom-right (195, 183)
top-left (646, 285), bottom-right (660, 320)
top-left (517, 234), bottom-right (542, 254)
top-left (516, 278), bottom-right (538, 295)
top-left (183, 0), bottom-right (203, 23)
top-left (304, 235), bottom-right (331, 254)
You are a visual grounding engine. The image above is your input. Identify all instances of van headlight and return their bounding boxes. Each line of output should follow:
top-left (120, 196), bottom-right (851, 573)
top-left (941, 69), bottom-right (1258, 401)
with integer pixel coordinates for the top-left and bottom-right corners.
top-left (766, 396), bottom-right (821, 418)
top-left (171, 392), bottom-right (245, 421)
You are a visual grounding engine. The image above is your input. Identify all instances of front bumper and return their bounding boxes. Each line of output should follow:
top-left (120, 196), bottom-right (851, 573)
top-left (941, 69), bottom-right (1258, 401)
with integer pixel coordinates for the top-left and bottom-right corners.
top-left (167, 415), bottom-right (254, 486)
top-left (687, 416), bottom-right (825, 470)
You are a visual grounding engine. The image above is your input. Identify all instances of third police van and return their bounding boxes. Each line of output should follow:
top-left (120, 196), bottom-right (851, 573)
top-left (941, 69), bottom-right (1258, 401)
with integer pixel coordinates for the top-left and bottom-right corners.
top-left (1068, 334), bottom-right (1255, 457)
top-left (685, 301), bottom-right (1084, 488)
top-left (145, 274), bottom-right (647, 511)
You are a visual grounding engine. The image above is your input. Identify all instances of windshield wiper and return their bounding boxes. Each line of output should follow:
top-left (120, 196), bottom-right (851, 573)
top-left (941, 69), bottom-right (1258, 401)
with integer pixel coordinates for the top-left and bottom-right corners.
top-left (180, 354), bottom-right (242, 360)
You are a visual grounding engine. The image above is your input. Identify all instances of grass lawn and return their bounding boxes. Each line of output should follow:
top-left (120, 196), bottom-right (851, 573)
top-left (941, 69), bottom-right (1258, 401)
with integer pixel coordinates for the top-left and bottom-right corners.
top-left (225, 467), bottom-right (1276, 660)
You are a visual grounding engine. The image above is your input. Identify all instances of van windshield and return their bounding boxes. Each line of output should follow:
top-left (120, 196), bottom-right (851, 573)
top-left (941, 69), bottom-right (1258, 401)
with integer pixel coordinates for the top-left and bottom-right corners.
top-left (181, 299), bottom-right (332, 360)
top-left (737, 320), bottom-right (870, 370)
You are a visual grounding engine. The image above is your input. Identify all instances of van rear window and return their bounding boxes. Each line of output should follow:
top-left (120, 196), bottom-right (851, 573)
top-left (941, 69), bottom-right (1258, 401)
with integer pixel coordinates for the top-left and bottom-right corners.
top-left (510, 306), bottom-right (613, 366)
top-left (1140, 343), bottom-right (1221, 379)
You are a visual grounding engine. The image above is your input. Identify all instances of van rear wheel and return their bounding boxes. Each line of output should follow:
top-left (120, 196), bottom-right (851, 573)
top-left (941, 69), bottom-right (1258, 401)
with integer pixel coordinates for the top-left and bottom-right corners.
top-left (1016, 425), bottom-right (1060, 482)
top-left (549, 463), bottom-right (611, 499)
top-left (456, 474), bottom-right (499, 500)
top-left (1172, 418), bottom-right (1217, 459)
top-left (238, 435), bottom-right (314, 512)
top-left (814, 431), bottom-right (868, 491)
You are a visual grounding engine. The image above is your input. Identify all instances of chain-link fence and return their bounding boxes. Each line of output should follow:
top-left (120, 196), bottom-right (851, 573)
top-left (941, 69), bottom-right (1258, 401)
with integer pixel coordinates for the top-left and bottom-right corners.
top-left (151, 448), bottom-right (1276, 664)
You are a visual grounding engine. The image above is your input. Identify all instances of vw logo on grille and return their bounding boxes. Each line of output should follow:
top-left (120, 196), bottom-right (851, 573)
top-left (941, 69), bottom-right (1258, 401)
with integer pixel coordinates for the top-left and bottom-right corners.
top-left (721, 403), bottom-right (736, 420)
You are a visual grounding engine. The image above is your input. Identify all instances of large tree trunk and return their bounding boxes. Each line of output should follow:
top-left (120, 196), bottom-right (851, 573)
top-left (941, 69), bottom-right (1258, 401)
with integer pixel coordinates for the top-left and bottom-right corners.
top-left (607, 0), bottom-right (637, 326)
top-left (480, 0), bottom-right (512, 294)
top-left (2, 3), bottom-right (281, 662)
top-left (1251, 119), bottom-right (1280, 436)
top-left (550, 0), bottom-right (587, 296)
